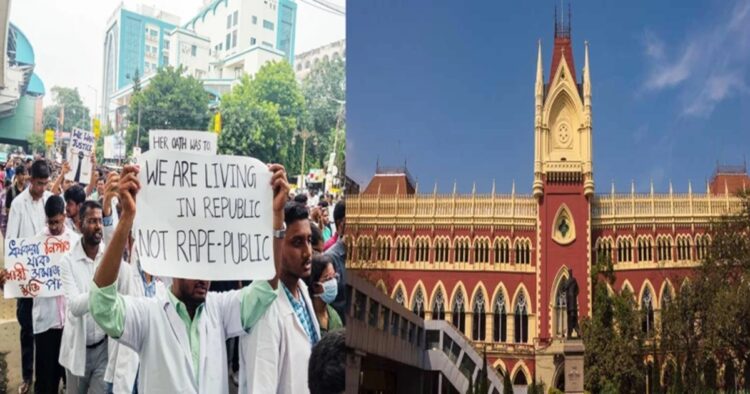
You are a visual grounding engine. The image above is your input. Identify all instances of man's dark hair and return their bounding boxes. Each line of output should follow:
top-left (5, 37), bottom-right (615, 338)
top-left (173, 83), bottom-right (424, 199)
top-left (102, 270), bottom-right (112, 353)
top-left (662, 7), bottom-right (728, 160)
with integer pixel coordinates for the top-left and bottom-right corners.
top-left (79, 200), bottom-right (103, 223)
top-left (293, 193), bottom-right (308, 205)
top-left (30, 160), bottom-right (50, 179)
top-left (318, 200), bottom-right (329, 208)
top-left (333, 200), bottom-right (345, 224)
top-left (64, 185), bottom-right (86, 205)
top-left (311, 222), bottom-right (323, 247)
top-left (308, 330), bottom-right (345, 394)
top-left (284, 201), bottom-right (309, 227)
top-left (44, 195), bottom-right (65, 218)
top-left (15, 164), bottom-right (27, 176)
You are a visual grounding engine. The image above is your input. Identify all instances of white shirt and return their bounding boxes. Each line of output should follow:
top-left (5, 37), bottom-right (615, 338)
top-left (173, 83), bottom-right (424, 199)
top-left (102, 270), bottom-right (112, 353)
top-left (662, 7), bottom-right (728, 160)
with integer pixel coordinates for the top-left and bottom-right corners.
top-left (239, 280), bottom-right (320, 394)
top-left (6, 188), bottom-right (51, 239)
top-left (115, 287), bottom-right (250, 393)
top-left (59, 238), bottom-right (132, 377)
top-left (32, 226), bottom-right (80, 335)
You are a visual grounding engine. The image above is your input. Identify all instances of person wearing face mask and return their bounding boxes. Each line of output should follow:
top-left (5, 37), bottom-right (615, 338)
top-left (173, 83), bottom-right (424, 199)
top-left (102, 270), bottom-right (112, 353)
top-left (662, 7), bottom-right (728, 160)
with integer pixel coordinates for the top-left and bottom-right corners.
top-left (305, 254), bottom-right (342, 334)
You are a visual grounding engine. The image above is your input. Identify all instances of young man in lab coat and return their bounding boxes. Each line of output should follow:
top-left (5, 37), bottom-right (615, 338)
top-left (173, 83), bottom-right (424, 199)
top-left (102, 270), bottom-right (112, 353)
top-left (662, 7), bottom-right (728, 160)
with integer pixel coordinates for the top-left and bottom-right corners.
top-left (7, 159), bottom-right (52, 393)
top-left (240, 202), bottom-right (321, 394)
top-left (59, 200), bottom-right (132, 393)
top-left (89, 163), bottom-right (289, 393)
top-left (33, 195), bottom-right (79, 394)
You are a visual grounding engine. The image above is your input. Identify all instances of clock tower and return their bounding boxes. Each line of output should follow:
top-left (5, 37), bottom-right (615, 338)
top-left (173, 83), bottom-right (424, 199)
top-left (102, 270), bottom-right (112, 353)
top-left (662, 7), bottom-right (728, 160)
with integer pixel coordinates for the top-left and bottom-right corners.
top-left (533, 13), bottom-right (593, 352)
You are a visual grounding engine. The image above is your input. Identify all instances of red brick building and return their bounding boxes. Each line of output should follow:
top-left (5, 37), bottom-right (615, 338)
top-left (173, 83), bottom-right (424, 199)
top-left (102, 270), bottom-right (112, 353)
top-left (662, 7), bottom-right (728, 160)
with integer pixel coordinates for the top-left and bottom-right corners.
top-left (346, 18), bottom-right (748, 391)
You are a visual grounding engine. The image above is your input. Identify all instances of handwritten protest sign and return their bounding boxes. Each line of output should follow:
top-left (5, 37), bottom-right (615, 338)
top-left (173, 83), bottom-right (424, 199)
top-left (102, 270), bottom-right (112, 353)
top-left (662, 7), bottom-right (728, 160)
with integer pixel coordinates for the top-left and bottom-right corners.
top-left (66, 128), bottom-right (95, 184)
top-left (3, 235), bottom-right (73, 298)
top-left (133, 149), bottom-right (274, 280)
top-left (149, 129), bottom-right (217, 155)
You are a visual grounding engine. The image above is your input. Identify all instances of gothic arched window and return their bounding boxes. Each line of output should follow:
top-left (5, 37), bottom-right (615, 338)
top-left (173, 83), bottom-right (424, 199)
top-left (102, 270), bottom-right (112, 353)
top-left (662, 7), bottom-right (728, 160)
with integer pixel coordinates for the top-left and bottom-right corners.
top-left (472, 292), bottom-right (486, 341)
top-left (412, 288), bottom-right (425, 319)
top-left (432, 289), bottom-right (445, 320)
top-left (514, 292), bottom-right (529, 343)
top-left (452, 290), bottom-right (466, 334)
top-left (493, 292), bottom-right (507, 342)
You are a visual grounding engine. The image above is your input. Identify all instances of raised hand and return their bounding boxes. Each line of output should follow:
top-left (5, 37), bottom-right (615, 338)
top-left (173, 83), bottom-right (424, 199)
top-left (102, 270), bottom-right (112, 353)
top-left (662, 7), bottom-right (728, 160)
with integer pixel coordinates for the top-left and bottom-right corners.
top-left (118, 165), bottom-right (140, 219)
top-left (267, 163), bottom-right (289, 216)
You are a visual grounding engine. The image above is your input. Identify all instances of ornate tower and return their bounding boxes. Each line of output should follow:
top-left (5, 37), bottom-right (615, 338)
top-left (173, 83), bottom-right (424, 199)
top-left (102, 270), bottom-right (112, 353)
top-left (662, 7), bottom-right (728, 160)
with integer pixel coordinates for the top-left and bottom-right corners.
top-left (534, 9), bottom-right (593, 350)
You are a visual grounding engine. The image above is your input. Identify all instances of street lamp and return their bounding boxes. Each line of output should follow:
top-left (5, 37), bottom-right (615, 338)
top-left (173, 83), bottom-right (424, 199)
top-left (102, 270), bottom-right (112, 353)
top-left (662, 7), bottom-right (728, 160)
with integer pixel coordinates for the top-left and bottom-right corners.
top-left (293, 129), bottom-right (316, 189)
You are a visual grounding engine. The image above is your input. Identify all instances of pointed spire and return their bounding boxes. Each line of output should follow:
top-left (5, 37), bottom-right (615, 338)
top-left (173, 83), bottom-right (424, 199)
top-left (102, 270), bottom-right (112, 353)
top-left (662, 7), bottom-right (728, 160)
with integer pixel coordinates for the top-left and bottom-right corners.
top-left (452, 180), bottom-right (457, 195)
top-left (725, 180), bottom-right (729, 197)
top-left (433, 182), bottom-right (438, 196)
top-left (706, 179), bottom-right (711, 194)
top-left (415, 182), bottom-right (419, 194)
top-left (377, 183), bottom-right (381, 196)
top-left (631, 180), bottom-right (635, 195)
top-left (583, 40), bottom-right (591, 104)
top-left (535, 40), bottom-right (544, 98)
top-left (472, 182), bottom-right (476, 195)
top-left (491, 179), bottom-right (496, 196)
top-left (511, 180), bottom-right (516, 196)
top-left (650, 179), bottom-right (654, 195)
top-left (688, 180), bottom-right (693, 195)
top-left (611, 181), bottom-right (615, 195)
top-left (395, 183), bottom-right (400, 195)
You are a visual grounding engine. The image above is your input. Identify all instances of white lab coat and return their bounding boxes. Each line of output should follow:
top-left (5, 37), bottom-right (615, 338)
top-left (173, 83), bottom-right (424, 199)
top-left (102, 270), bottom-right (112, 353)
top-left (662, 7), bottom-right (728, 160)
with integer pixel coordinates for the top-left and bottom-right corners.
top-left (32, 227), bottom-right (80, 335)
top-left (6, 188), bottom-right (51, 239)
top-left (239, 280), bottom-right (320, 394)
top-left (104, 260), bottom-right (167, 393)
top-left (58, 239), bottom-right (132, 377)
top-left (114, 286), bottom-right (251, 393)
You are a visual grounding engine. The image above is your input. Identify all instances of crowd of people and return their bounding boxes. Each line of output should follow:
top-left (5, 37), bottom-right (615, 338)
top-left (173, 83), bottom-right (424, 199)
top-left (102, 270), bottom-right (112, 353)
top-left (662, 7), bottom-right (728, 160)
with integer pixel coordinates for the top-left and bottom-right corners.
top-left (0, 156), bottom-right (347, 394)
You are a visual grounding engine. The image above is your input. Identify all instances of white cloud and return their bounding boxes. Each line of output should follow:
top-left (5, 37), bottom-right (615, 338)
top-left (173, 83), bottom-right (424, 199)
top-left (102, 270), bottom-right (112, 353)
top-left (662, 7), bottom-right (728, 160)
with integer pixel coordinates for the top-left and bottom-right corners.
top-left (641, 0), bottom-right (750, 117)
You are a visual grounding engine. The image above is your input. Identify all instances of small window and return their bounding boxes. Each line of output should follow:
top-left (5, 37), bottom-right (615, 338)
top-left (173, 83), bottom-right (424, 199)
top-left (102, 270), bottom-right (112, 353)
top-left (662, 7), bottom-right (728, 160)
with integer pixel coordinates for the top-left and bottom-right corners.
top-left (252, 15), bottom-right (258, 24)
top-left (263, 20), bottom-right (274, 30)
top-left (191, 45), bottom-right (197, 56)
top-left (226, 14), bottom-right (232, 28)
top-left (233, 11), bottom-right (238, 26)
top-left (163, 41), bottom-right (170, 49)
top-left (225, 33), bottom-right (231, 50)
top-left (232, 30), bottom-right (237, 48)
top-left (250, 37), bottom-right (257, 45)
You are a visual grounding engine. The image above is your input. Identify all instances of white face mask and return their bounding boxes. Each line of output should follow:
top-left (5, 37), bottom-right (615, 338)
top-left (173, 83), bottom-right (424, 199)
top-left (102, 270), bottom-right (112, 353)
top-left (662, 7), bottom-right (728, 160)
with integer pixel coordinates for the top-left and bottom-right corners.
top-left (315, 277), bottom-right (338, 304)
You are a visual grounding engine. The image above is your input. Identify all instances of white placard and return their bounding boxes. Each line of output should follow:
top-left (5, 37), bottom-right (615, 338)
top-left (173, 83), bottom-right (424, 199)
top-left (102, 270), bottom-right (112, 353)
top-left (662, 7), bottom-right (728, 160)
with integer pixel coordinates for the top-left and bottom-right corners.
top-left (66, 128), bottom-right (95, 184)
top-left (3, 234), bottom-right (74, 298)
top-left (149, 129), bottom-right (217, 155)
top-left (133, 149), bottom-right (274, 280)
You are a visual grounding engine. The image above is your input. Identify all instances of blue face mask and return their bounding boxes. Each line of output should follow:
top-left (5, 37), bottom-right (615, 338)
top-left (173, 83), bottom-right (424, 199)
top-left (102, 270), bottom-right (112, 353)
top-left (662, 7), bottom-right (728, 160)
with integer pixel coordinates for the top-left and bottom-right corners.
top-left (316, 278), bottom-right (338, 304)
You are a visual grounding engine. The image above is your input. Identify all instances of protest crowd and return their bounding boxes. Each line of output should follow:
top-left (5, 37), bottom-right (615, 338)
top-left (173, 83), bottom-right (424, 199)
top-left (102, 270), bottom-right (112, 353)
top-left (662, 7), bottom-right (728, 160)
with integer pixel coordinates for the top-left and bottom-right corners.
top-left (0, 150), bottom-right (347, 394)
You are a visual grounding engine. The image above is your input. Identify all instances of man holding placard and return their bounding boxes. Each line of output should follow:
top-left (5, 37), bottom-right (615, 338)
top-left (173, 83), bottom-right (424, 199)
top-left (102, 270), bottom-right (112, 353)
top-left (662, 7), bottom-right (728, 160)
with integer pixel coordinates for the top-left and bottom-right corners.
top-left (89, 158), bottom-right (290, 393)
top-left (7, 160), bottom-right (52, 394)
top-left (33, 195), bottom-right (78, 393)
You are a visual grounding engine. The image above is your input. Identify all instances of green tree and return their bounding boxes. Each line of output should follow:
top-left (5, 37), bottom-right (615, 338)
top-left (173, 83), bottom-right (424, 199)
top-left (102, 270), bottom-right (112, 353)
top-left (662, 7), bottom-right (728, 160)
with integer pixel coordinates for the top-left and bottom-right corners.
top-left (581, 256), bottom-right (646, 393)
top-left (126, 66), bottom-right (210, 152)
top-left (216, 61), bottom-right (306, 175)
top-left (26, 133), bottom-right (46, 155)
top-left (302, 56), bottom-right (346, 178)
top-left (42, 86), bottom-right (91, 131)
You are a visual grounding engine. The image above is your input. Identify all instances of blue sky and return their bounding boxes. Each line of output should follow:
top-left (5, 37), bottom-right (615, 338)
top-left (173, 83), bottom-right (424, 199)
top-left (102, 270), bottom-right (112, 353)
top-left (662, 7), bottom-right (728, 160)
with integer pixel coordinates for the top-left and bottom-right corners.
top-left (346, 0), bottom-right (750, 194)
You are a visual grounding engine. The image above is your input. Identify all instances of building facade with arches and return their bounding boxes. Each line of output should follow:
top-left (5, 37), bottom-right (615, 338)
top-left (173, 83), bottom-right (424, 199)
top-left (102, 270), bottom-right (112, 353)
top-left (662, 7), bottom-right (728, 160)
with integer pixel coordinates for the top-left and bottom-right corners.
top-left (346, 16), bottom-right (750, 390)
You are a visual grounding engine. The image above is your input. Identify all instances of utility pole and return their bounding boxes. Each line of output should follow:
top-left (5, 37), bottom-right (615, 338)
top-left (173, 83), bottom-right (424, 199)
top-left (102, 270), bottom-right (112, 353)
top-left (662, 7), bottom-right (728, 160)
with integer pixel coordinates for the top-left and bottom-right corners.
top-left (135, 104), bottom-right (142, 149)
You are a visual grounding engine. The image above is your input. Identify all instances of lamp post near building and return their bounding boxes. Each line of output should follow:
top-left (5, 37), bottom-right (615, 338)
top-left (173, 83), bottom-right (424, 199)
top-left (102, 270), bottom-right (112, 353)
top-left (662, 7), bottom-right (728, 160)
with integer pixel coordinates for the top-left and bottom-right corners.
top-left (294, 128), bottom-right (315, 189)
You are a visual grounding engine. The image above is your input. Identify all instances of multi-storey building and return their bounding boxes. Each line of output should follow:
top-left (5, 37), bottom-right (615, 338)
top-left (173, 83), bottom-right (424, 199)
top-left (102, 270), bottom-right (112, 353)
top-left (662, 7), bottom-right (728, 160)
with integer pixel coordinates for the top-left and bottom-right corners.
top-left (346, 17), bottom-right (749, 390)
top-left (295, 38), bottom-right (345, 80)
top-left (102, 0), bottom-right (297, 130)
